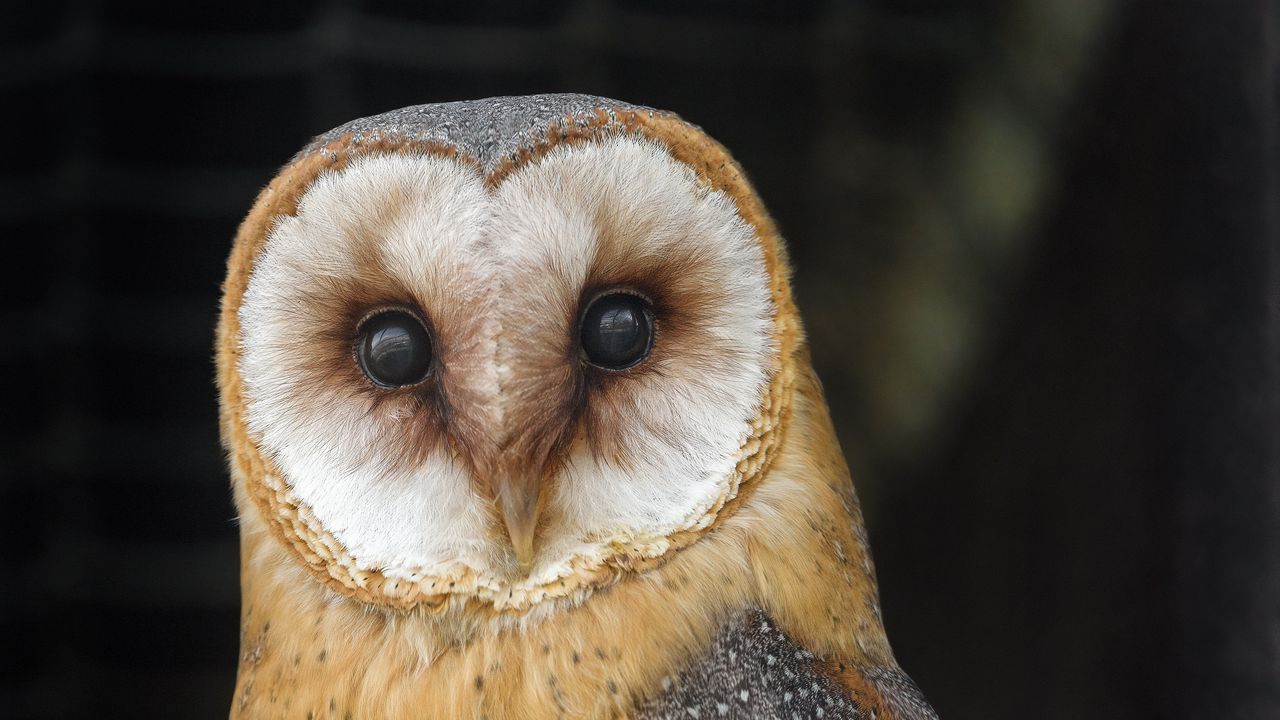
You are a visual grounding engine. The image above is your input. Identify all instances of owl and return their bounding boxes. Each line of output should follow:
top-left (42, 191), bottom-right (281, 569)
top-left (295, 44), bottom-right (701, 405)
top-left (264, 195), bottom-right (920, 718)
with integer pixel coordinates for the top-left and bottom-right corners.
top-left (216, 94), bottom-right (936, 720)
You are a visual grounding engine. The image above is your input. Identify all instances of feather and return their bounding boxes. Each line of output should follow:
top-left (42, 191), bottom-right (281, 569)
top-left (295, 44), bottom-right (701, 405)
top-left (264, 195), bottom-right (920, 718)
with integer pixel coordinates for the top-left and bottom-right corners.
top-left (637, 609), bottom-right (936, 720)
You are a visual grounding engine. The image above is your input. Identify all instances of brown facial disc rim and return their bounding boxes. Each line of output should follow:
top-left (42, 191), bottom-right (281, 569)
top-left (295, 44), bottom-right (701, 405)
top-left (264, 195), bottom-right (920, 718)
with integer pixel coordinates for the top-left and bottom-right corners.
top-left (215, 108), bottom-right (803, 612)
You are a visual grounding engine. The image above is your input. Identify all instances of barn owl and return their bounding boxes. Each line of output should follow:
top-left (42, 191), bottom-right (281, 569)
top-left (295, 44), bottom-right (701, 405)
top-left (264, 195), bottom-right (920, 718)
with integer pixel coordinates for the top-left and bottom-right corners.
top-left (216, 94), bottom-right (936, 720)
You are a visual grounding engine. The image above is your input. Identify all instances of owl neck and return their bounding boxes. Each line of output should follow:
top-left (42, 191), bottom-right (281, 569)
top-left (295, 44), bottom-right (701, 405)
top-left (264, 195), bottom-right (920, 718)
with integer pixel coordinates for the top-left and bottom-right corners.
top-left (229, 364), bottom-right (896, 719)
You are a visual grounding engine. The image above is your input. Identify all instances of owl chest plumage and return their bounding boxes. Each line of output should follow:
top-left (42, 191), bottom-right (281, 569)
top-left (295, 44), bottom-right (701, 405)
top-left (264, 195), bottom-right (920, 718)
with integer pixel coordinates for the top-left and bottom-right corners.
top-left (229, 366), bottom-right (929, 720)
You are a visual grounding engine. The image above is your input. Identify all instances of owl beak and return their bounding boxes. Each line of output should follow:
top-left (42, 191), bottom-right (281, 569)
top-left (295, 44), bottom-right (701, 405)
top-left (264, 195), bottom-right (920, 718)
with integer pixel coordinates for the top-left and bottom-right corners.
top-left (495, 474), bottom-right (540, 572)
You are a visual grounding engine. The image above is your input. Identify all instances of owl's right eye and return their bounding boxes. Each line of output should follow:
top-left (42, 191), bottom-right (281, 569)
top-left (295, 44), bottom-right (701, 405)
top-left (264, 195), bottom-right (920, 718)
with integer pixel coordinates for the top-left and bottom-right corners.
top-left (356, 310), bottom-right (433, 388)
top-left (579, 292), bottom-right (655, 370)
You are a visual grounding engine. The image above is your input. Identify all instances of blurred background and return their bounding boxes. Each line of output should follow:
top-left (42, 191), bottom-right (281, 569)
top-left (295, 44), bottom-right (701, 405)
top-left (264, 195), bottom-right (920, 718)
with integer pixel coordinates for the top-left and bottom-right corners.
top-left (1, 1), bottom-right (1276, 718)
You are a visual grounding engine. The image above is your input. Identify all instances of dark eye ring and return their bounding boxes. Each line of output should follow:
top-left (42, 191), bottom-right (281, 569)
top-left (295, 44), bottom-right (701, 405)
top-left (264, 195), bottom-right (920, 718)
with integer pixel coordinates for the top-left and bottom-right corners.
top-left (355, 308), bottom-right (434, 388)
top-left (578, 291), bottom-right (656, 370)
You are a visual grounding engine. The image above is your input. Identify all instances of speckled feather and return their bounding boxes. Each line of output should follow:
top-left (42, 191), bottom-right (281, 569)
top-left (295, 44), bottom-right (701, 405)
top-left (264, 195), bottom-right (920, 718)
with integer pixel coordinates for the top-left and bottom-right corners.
top-left (300, 94), bottom-right (668, 171)
top-left (637, 609), bottom-right (936, 720)
top-left (637, 609), bottom-right (861, 720)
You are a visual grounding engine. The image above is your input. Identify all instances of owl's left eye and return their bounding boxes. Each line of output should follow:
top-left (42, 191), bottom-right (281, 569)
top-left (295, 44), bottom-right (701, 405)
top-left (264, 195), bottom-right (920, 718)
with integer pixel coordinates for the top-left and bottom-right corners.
top-left (579, 292), bottom-right (655, 370)
top-left (356, 310), bottom-right (433, 388)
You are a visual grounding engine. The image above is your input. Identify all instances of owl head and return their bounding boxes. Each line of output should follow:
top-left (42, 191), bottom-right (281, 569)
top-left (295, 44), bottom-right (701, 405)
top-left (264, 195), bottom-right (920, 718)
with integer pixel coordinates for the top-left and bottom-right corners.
top-left (217, 95), bottom-right (800, 613)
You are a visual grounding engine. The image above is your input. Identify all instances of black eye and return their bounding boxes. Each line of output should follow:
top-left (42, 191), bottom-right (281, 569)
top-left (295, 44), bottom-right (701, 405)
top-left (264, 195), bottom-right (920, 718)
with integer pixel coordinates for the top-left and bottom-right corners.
top-left (579, 293), bottom-right (655, 370)
top-left (356, 310), bottom-right (433, 387)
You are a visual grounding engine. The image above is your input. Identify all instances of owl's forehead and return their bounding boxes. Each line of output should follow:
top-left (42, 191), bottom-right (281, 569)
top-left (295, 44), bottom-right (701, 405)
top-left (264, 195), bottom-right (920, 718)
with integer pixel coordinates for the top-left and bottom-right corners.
top-left (273, 94), bottom-right (775, 297)
top-left (283, 134), bottom-right (746, 291)
top-left (299, 132), bottom-right (717, 223)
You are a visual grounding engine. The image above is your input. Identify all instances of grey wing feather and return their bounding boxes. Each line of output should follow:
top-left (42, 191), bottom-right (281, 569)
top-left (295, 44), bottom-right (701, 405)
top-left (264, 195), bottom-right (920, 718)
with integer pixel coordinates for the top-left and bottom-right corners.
top-left (634, 609), bottom-right (937, 720)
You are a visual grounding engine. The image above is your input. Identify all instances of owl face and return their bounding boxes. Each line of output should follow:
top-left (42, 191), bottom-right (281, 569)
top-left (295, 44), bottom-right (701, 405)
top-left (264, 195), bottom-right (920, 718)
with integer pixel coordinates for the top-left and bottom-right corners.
top-left (234, 133), bottom-right (782, 610)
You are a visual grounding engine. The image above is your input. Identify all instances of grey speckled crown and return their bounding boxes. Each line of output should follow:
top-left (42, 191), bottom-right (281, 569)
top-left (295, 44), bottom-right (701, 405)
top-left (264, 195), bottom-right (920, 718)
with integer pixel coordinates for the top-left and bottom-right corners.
top-left (299, 94), bottom-right (672, 172)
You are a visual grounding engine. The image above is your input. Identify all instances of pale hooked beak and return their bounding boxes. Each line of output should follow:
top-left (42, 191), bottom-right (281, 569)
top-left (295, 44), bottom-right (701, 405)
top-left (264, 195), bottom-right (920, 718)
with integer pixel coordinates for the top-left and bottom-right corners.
top-left (495, 471), bottom-right (540, 572)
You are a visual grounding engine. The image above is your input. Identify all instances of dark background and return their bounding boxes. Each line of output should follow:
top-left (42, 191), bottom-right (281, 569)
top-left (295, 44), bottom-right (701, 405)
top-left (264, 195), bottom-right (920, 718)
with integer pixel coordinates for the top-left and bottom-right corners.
top-left (2, 1), bottom-right (1277, 718)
